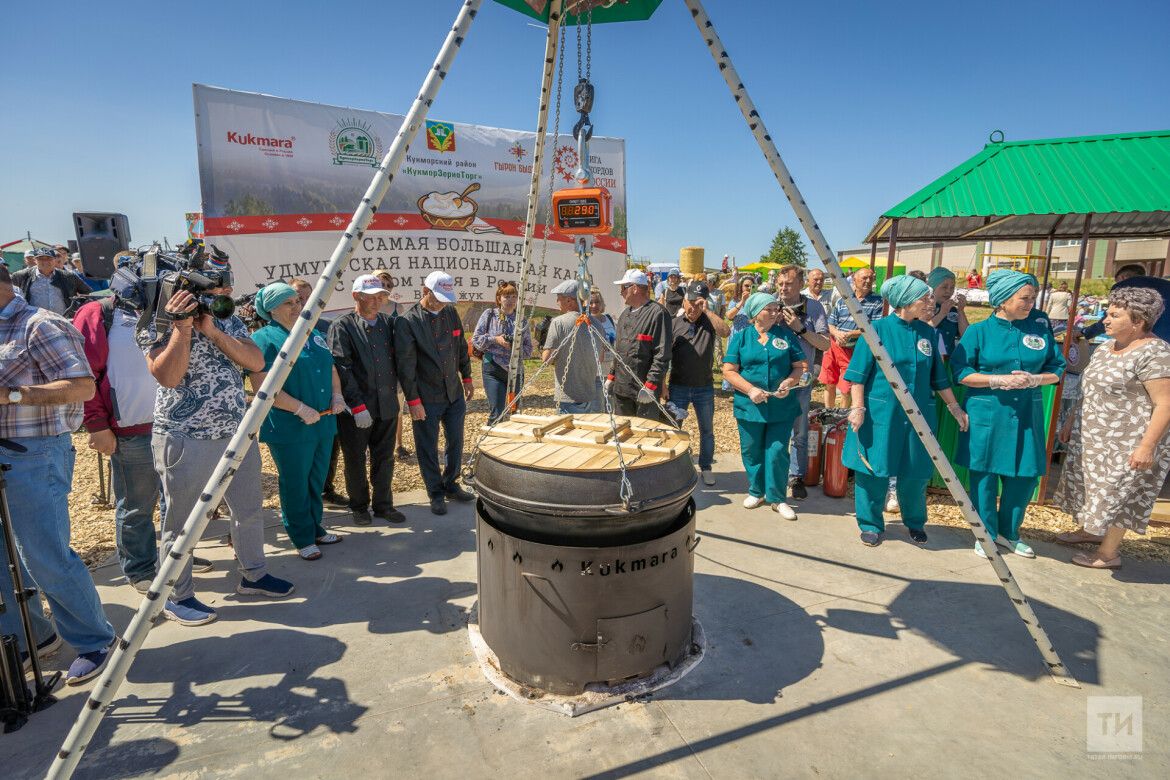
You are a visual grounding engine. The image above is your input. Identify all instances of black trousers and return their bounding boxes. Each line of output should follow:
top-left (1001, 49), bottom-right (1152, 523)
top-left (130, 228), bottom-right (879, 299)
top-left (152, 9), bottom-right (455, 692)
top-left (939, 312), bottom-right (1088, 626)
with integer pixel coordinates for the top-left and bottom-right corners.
top-left (613, 393), bottom-right (668, 423)
top-left (337, 414), bottom-right (397, 514)
top-left (412, 396), bottom-right (466, 498)
top-left (324, 434), bottom-right (341, 493)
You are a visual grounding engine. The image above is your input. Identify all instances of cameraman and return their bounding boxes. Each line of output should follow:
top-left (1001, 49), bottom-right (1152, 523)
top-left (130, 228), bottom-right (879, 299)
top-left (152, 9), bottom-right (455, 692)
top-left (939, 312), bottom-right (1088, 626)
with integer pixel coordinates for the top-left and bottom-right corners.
top-left (140, 279), bottom-right (294, 628)
top-left (0, 263), bottom-right (115, 685)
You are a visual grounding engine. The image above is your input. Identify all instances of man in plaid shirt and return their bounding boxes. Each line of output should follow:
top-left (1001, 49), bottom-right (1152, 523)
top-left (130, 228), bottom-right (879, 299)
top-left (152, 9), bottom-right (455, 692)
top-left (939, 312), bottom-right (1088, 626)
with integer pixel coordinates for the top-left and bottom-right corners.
top-left (0, 263), bottom-right (115, 685)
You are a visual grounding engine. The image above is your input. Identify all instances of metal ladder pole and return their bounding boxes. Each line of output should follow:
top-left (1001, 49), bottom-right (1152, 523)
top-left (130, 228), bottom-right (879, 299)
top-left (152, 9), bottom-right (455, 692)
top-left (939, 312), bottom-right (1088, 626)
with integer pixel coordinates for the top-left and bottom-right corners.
top-left (508, 0), bottom-right (565, 401)
top-left (683, 0), bottom-right (1077, 687)
top-left (47, 3), bottom-right (486, 776)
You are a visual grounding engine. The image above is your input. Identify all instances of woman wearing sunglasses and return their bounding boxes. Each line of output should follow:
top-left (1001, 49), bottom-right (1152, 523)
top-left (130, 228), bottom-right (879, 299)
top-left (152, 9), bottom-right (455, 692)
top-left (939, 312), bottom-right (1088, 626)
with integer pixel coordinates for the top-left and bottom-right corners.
top-left (843, 275), bottom-right (968, 547)
top-left (722, 292), bottom-right (807, 519)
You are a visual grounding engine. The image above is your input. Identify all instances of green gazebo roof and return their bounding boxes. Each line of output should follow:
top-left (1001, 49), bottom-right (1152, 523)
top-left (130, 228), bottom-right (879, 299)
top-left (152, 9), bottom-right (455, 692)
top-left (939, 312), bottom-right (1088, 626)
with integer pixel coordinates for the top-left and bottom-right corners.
top-left (864, 130), bottom-right (1170, 242)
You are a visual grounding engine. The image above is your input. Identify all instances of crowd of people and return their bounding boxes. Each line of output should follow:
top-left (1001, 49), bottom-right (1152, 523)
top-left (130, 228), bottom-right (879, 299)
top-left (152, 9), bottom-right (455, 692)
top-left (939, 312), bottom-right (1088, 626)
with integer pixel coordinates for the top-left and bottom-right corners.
top-left (0, 248), bottom-right (1167, 691)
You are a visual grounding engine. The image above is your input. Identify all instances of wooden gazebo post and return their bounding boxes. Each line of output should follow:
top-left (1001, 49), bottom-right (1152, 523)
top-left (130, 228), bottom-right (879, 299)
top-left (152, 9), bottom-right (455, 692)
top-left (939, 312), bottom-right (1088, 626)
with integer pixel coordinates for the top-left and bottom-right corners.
top-left (882, 218), bottom-right (898, 315)
top-left (1039, 214), bottom-right (1092, 501)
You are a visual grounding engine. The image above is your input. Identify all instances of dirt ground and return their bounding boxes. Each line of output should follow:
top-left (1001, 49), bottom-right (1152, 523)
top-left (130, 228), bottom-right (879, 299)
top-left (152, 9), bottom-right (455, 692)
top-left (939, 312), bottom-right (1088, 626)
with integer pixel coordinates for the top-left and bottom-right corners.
top-left (66, 363), bottom-right (1169, 568)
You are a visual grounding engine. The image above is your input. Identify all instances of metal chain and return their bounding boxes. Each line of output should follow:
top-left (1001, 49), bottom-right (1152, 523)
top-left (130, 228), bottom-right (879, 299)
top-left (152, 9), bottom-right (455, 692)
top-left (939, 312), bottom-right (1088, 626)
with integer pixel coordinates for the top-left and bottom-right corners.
top-left (575, 9), bottom-right (582, 82)
top-left (581, 316), bottom-right (635, 507)
top-left (522, 20), bottom-right (566, 332)
top-left (586, 6), bottom-right (592, 81)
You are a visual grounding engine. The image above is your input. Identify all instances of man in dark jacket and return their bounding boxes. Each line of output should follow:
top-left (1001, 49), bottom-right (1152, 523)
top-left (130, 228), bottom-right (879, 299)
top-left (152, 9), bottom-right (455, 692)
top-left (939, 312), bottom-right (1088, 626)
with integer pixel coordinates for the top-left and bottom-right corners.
top-left (12, 247), bottom-right (91, 315)
top-left (605, 269), bottom-right (672, 422)
top-left (328, 274), bottom-right (404, 525)
top-left (394, 271), bottom-right (474, 515)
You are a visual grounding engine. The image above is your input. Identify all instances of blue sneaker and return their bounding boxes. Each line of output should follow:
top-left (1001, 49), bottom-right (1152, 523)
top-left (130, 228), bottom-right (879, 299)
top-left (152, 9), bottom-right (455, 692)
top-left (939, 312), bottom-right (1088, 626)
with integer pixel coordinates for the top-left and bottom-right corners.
top-left (163, 596), bottom-right (218, 626)
top-left (65, 644), bottom-right (112, 686)
top-left (236, 573), bottom-right (294, 599)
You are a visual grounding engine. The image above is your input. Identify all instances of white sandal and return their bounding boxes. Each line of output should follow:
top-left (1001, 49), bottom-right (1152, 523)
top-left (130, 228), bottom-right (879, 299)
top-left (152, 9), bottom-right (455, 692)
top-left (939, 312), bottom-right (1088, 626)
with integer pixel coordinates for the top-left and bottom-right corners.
top-left (298, 545), bottom-right (322, 561)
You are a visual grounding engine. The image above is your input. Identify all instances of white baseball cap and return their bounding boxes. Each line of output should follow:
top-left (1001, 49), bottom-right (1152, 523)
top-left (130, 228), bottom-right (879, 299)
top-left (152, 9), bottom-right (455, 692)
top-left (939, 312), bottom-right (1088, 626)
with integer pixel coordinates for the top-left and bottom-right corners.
top-left (614, 269), bottom-right (649, 287)
top-left (352, 274), bottom-right (389, 295)
top-left (424, 270), bottom-right (457, 303)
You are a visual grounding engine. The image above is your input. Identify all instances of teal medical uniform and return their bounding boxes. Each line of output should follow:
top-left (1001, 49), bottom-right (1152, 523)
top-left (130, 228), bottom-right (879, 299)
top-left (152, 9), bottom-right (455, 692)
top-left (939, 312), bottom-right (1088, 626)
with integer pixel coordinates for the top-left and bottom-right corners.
top-left (842, 316), bottom-right (951, 533)
top-left (935, 302), bottom-right (961, 356)
top-left (951, 315), bottom-right (1065, 541)
top-left (724, 324), bottom-right (806, 503)
top-left (252, 323), bottom-right (338, 549)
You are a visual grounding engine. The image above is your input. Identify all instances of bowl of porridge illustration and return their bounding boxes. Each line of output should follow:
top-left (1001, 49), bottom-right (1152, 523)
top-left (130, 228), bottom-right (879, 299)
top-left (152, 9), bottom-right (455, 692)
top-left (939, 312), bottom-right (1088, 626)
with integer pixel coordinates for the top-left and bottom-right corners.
top-left (417, 183), bottom-right (480, 230)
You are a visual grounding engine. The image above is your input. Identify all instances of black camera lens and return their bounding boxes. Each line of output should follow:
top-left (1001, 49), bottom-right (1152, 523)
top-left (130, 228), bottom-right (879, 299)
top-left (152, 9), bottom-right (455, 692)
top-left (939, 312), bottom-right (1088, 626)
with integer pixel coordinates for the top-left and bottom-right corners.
top-left (209, 295), bottom-right (236, 320)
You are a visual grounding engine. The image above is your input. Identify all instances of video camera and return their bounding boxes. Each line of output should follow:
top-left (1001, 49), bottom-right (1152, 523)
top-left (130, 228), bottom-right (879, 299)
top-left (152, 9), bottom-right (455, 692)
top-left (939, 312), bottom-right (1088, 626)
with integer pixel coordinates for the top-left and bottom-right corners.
top-left (110, 239), bottom-right (237, 330)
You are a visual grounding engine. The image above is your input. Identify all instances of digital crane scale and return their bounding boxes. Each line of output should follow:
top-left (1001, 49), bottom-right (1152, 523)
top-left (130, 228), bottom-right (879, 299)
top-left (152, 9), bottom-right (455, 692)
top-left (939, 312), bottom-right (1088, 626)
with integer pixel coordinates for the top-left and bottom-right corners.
top-left (552, 186), bottom-right (614, 236)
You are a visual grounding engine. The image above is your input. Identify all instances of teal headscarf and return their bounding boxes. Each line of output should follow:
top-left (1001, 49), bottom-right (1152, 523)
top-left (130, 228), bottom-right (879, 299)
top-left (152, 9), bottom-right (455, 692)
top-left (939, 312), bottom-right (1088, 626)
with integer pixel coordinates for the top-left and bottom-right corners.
top-left (881, 275), bottom-right (931, 309)
top-left (743, 291), bottom-right (778, 320)
top-left (986, 270), bottom-right (1034, 307)
top-left (926, 266), bottom-right (955, 289)
top-left (254, 282), bottom-right (297, 322)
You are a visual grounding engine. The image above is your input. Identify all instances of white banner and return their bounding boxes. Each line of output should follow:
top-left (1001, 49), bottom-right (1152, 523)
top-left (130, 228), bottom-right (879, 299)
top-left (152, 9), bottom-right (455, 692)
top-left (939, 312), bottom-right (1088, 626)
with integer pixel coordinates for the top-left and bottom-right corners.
top-left (193, 84), bottom-right (628, 310)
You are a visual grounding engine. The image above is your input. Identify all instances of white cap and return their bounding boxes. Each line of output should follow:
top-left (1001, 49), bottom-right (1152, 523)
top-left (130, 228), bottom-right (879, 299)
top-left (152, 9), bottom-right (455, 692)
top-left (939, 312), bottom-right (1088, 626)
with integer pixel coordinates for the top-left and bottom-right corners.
top-left (668, 267), bottom-right (681, 277)
top-left (352, 274), bottom-right (389, 295)
top-left (614, 268), bottom-right (649, 287)
top-left (424, 270), bottom-right (457, 303)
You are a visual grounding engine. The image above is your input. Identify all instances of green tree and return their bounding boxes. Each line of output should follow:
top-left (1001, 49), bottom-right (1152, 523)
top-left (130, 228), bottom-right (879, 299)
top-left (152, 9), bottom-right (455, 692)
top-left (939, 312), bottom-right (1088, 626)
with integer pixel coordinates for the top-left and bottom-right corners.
top-left (759, 226), bottom-right (808, 267)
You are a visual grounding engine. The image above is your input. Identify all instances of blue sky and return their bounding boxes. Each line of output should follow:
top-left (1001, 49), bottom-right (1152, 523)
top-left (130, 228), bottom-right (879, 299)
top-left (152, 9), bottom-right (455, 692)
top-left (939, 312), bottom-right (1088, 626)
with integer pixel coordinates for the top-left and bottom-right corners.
top-left (3, 0), bottom-right (1168, 266)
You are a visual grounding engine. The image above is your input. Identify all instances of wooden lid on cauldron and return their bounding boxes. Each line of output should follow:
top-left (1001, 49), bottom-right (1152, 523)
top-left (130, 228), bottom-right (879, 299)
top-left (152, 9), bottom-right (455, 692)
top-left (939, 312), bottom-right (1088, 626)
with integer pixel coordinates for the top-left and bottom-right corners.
top-left (478, 413), bottom-right (690, 472)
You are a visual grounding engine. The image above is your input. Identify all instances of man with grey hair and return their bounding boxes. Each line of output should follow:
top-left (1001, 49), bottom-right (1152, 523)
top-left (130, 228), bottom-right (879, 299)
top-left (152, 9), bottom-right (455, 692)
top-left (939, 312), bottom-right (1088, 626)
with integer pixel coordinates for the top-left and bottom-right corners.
top-left (542, 279), bottom-right (609, 414)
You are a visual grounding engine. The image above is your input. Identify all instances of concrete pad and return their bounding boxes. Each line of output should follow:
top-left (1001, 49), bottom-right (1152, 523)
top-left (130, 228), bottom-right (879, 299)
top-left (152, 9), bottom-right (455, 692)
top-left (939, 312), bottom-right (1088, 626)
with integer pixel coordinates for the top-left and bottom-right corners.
top-left (2, 460), bottom-right (1168, 778)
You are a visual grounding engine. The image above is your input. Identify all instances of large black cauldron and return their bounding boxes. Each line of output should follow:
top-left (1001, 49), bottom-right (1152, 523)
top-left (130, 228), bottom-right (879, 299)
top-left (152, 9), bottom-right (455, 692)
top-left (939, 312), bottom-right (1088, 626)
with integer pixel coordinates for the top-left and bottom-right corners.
top-left (471, 443), bottom-right (697, 547)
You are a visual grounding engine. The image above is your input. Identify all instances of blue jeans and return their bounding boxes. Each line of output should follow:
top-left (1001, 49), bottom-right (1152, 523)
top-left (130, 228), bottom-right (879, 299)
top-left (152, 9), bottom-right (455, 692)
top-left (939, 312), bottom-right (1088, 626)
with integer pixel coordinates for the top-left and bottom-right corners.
top-left (668, 383), bottom-right (715, 470)
top-left (482, 362), bottom-right (521, 424)
top-left (412, 397), bottom-right (467, 498)
top-left (0, 434), bottom-right (113, 654)
top-left (789, 385), bottom-right (813, 478)
top-left (111, 433), bottom-right (164, 584)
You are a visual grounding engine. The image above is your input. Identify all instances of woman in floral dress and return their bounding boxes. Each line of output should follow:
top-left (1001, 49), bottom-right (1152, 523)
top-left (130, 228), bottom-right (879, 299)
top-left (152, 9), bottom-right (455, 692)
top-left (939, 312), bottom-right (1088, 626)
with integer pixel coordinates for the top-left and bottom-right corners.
top-left (1054, 287), bottom-right (1170, 569)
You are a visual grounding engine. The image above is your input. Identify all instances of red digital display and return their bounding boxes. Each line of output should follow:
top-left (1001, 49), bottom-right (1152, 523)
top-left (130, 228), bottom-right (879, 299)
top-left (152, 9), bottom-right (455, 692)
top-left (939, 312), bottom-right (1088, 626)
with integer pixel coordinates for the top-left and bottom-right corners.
top-left (551, 186), bottom-right (613, 235)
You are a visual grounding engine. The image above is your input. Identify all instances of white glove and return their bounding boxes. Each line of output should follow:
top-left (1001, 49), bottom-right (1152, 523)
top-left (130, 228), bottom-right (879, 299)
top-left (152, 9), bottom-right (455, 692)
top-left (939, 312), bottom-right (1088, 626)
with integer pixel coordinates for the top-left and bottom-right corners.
top-left (637, 385), bottom-right (656, 404)
top-left (331, 393), bottom-right (346, 415)
top-left (603, 378), bottom-right (614, 396)
top-left (294, 402), bottom-right (321, 426)
top-left (352, 408), bottom-right (373, 429)
top-left (1012, 370), bottom-right (1042, 388)
top-left (848, 407), bottom-right (866, 431)
top-left (947, 402), bottom-right (969, 432)
top-left (988, 374), bottom-right (1027, 390)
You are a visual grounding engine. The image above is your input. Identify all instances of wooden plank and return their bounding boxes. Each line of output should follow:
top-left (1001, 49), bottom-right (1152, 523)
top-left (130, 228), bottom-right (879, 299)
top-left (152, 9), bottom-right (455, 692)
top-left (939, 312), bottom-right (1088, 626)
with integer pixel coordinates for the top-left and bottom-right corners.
top-left (481, 440), bottom-right (531, 460)
top-left (513, 443), bottom-right (568, 467)
top-left (557, 446), bottom-right (602, 470)
top-left (539, 444), bottom-right (586, 469)
top-left (479, 425), bottom-right (539, 442)
top-left (502, 442), bottom-right (547, 464)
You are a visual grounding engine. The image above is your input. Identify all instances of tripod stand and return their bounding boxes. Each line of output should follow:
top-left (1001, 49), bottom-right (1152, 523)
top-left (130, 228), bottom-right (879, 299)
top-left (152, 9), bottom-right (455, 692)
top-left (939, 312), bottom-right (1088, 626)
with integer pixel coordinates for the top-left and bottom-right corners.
top-left (0, 439), bottom-right (59, 732)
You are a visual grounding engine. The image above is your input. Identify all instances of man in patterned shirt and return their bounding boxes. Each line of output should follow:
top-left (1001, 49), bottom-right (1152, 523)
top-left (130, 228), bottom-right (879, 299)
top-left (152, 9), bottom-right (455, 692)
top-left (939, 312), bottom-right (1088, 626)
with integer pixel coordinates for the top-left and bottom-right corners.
top-left (0, 263), bottom-right (116, 685)
top-left (139, 279), bottom-right (295, 627)
top-left (820, 267), bottom-right (883, 408)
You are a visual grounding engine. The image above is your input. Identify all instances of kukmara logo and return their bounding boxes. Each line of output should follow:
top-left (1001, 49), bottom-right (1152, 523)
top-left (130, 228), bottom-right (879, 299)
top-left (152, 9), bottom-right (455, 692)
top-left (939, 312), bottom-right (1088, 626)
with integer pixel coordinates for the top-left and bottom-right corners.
top-left (227, 130), bottom-right (295, 158)
top-left (426, 120), bottom-right (456, 153)
top-left (917, 338), bottom-right (933, 356)
top-left (329, 118), bottom-right (383, 167)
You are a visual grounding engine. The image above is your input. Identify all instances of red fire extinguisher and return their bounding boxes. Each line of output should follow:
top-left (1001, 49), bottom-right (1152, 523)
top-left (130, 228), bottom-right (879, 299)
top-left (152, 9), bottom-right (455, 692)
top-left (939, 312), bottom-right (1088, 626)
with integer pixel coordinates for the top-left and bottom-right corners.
top-left (822, 418), bottom-right (849, 498)
top-left (804, 412), bottom-right (823, 487)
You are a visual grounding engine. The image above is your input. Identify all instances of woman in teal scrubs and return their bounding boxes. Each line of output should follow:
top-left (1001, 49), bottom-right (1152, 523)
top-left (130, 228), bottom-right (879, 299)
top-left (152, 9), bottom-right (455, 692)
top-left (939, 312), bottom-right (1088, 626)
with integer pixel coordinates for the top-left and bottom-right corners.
top-left (722, 292), bottom-right (808, 519)
top-left (250, 283), bottom-right (347, 561)
top-left (844, 276), bottom-right (968, 547)
top-left (926, 267), bottom-right (971, 490)
top-left (952, 270), bottom-right (1066, 559)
